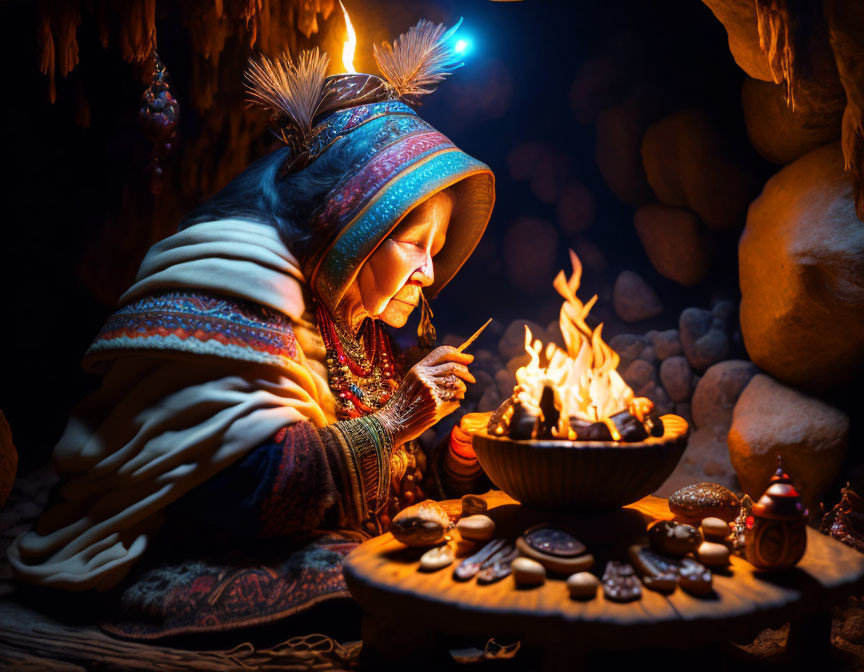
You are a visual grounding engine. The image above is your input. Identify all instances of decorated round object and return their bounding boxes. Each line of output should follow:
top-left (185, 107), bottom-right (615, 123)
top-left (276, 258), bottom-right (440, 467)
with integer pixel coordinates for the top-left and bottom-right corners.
top-left (669, 482), bottom-right (740, 523)
top-left (523, 525), bottom-right (586, 558)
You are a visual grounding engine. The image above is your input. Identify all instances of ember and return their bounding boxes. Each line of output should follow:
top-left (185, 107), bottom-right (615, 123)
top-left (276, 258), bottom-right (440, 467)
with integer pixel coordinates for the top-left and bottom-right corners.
top-left (488, 250), bottom-right (663, 442)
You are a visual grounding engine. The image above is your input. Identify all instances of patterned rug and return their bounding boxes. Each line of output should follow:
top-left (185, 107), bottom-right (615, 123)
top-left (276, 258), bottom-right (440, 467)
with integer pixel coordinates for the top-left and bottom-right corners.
top-left (103, 528), bottom-right (366, 640)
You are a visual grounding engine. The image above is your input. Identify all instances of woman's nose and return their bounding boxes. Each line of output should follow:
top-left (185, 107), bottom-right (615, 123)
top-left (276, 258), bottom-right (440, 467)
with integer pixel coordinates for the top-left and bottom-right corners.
top-left (413, 252), bottom-right (435, 286)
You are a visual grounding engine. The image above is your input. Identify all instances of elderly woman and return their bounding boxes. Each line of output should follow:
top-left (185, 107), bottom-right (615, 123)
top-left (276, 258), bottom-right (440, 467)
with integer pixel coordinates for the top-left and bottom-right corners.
top-left (8, 23), bottom-right (494, 637)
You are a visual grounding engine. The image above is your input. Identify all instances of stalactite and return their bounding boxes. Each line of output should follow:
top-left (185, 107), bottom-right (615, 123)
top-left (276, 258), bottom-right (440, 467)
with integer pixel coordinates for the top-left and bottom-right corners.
top-left (825, 0), bottom-right (864, 220)
top-left (754, 0), bottom-right (799, 109)
top-left (37, 0), bottom-right (82, 103)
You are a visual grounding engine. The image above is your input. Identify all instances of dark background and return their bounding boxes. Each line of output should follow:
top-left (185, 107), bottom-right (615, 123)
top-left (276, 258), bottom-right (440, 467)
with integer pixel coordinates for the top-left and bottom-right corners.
top-left (0, 0), bottom-right (768, 473)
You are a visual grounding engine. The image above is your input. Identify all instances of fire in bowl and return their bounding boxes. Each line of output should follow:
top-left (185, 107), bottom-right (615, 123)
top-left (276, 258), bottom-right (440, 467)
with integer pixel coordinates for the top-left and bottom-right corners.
top-left (469, 415), bottom-right (689, 511)
top-left (461, 250), bottom-right (690, 511)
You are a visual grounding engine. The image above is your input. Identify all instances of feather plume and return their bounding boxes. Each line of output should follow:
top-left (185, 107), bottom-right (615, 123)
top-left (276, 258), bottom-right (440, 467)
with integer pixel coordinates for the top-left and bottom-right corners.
top-left (374, 18), bottom-right (464, 101)
top-left (244, 48), bottom-right (331, 145)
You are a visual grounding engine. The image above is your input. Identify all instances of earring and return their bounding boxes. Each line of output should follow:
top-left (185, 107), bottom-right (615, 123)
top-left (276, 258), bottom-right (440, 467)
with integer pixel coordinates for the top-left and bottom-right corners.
top-left (417, 291), bottom-right (437, 350)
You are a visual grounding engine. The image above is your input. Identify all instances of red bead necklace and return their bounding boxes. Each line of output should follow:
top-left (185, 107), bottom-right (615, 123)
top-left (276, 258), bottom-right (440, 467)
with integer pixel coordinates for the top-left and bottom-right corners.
top-left (316, 302), bottom-right (401, 419)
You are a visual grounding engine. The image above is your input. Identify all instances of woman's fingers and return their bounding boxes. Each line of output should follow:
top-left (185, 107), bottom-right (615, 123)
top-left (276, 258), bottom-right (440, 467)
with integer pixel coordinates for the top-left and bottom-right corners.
top-left (427, 362), bottom-right (476, 384)
top-left (424, 345), bottom-right (474, 367)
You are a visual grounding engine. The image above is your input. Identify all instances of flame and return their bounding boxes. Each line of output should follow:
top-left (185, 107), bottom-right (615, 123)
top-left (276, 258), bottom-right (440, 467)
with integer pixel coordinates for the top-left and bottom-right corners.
top-left (340, 1), bottom-right (357, 73)
top-left (514, 250), bottom-right (635, 436)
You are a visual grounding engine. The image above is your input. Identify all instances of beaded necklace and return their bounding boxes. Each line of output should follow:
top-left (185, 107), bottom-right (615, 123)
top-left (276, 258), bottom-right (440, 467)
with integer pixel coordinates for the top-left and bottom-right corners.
top-left (315, 302), bottom-right (401, 419)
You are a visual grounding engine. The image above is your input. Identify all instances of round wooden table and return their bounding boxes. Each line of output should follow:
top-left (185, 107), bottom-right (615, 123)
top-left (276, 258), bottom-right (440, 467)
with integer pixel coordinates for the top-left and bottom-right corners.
top-left (343, 491), bottom-right (864, 669)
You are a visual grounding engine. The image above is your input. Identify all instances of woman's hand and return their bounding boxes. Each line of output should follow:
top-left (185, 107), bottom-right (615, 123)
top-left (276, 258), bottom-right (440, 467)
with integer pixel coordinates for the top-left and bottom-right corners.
top-left (377, 346), bottom-right (475, 446)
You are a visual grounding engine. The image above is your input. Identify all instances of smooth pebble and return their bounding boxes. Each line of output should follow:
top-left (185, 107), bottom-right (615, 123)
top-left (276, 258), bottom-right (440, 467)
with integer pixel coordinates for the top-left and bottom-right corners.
top-left (512, 557), bottom-right (546, 587)
top-left (696, 540), bottom-right (730, 567)
top-left (419, 544), bottom-right (454, 571)
top-left (461, 494), bottom-right (488, 517)
top-left (700, 517), bottom-right (730, 542)
top-left (457, 515), bottom-right (495, 541)
top-left (567, 572), bottom-right (600, 600)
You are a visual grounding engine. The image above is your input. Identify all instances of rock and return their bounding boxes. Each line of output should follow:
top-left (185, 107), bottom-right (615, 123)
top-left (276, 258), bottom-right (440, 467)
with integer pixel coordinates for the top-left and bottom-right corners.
top-left (650, 329), bottom-right (683, 360)
top-left (495, 369), bottom-right (517, 398)
top-left (739, 143), bottom-right (864, 389)
top-left (696, 541), bottom-right (730, 568)
top-left (691, 360), bottom-right (759, 430)
top-left (648, 520), bottom-right (703, 557)
top-left (613, 271), bottom-right (663, 322)
top-left (622, 360), bottom-right (656, 390)
top-left (511, 557), bottom-right (546, 587)
top-left (669, 482), bottom-right (740, 523)
top-left (441, 333), bottom-right (466, 348)
top-left (700, 517), bottom-right (731, 542)
top-left (659, 356), bottom-right (692, 403)
top-left (567, 572), bottom-right (600, 600)
top-left (506, 354), bottom-right (531, 374)
top-left (655, 425), bottom-right (740, 497)
top-left (742, 77), bottom-right (844, 165)
top-left (638, 345), bottom-right (657, 363)
top-left (466, 369), bottom-right (494, 402)
top-left (460, 495), bottom-right (488, 517)
top-left (728, 374), bottom-right (849, 512)
top-left (641, 109), bottom-right (754, 230)
top-left (674, 402), bottom-right (691, 424)
top-left (478, 386), bottom-right (503, 413)
top-left (701, 0), bottom-right (775, 81)
top-left (634, 205), bottom-right (710, 286)
top-left (679, 308), bottom-right (730, 372)
top-left (498, 320), bottom-right (546, 361)
top-left (638, 383), bottom-right (673, 416)
top-left (457, 515), bottom-right (496, 541)
top-left (609, 334), bottom-right (645, 368)
top-left (595, 99), bottom-right (654, 206)
top-left (557, 181), bottom-right (596, 233)
top-left (420, 544), bottom-right (455, 571)
top-left (711, 299), bottom-right (736, 324)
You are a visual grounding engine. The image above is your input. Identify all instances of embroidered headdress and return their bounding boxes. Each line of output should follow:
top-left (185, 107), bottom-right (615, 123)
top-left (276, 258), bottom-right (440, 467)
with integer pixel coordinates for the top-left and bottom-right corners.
top-left (244, 19), bottom-right (495, 314)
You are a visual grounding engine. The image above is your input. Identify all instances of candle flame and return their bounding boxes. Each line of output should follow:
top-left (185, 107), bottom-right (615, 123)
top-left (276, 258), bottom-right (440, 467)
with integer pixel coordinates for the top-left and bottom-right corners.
top-left (340, 1), bottom-right (357, 73)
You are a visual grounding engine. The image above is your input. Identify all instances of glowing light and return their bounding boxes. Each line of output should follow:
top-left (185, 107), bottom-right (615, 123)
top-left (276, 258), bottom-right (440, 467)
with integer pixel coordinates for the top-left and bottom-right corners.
top-left (454, 38), bottom-right (472, 55)
top-left (340, 1), bottom-right (357, 74)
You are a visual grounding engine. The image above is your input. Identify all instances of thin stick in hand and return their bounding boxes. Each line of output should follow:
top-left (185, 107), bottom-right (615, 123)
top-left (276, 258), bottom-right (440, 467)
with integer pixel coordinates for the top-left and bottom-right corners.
top-left (456, 318), bottom-right (493, 353)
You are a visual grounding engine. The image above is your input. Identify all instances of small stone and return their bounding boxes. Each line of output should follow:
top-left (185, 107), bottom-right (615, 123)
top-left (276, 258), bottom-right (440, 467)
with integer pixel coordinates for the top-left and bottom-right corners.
top-left (651, 329), bottom-right (683, 360)
top-left (648, 520), bottom-right (703, 556)
top-left (567, 572), bottom-right (600, 600)
top-left (622, 359), bottom-right (656, 389)
top-left (466, 370), bottom-right (494, 402)
top-left (457, 515), bottom-right (495, 541)
top-left (512, 557), bottom-right (546, 587)
top-left (478, 386), bottom-right (503, 413)
top-left (679, 308), bottom-right (730, 372)
top-left (602, 561), bottom-right (642, 602)
top-left (613, 271), bottom-right (663, 322)
top-left (659, 356), bottom-right (692, 403)
top-left (499, 320), bottom-right (547, 361)
top-left (495, 369), bottom-right (517, 398)
top-left (634, 204), bottom-right (710, 286)
top-left (461, 494), bottom-right (488, 518)
top-left (669, 482), bottom-right (740, 523)
top-left (711, 299), bottom-right (736, 323)
top-left (515, 536), bottom-right (595, 575)
top-left (420, 544), bottom-right (455, 571)
top-left (638, 345), bottom-right (657, 363)
top-left (609, 334), bottom-right (645, 368)
top-left (701, 517), bottom-right (731, 542)
top-left (696, 540), bottom-right (730, 568)
top-left (691, 360), bottom-right (758, 430)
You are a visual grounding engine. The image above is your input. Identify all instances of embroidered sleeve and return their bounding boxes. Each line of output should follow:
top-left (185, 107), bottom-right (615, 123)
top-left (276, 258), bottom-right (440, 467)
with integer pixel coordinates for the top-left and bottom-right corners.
top-left (171, 418), bottom-right (393, 538)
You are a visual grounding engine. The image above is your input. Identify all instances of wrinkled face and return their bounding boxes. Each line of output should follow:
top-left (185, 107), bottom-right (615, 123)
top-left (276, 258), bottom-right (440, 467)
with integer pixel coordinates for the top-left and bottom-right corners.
top-left (356, 190), bottom-right (453, 327)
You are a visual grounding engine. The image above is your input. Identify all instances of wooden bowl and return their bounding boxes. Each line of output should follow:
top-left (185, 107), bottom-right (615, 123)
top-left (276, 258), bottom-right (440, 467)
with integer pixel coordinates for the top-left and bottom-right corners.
top-left (470, 415), bottom-right (689, 512)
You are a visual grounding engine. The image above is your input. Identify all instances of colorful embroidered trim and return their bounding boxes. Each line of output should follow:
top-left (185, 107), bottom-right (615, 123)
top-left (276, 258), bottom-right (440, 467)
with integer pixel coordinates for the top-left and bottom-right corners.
top-left (86, 290), bottom-right (299, 369)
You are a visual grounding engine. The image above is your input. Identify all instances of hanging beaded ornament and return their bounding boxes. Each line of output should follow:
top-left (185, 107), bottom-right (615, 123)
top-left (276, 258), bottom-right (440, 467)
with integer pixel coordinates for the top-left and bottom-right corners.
top-left (315, 303), bottom-right (402, 419)
top-left (139, 52), bottom-right (179, 195)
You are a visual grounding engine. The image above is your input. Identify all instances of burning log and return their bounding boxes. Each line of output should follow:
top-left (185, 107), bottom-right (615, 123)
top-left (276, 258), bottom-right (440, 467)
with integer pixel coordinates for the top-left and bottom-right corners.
top-left (485, 251), bottom-right (675, 445)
